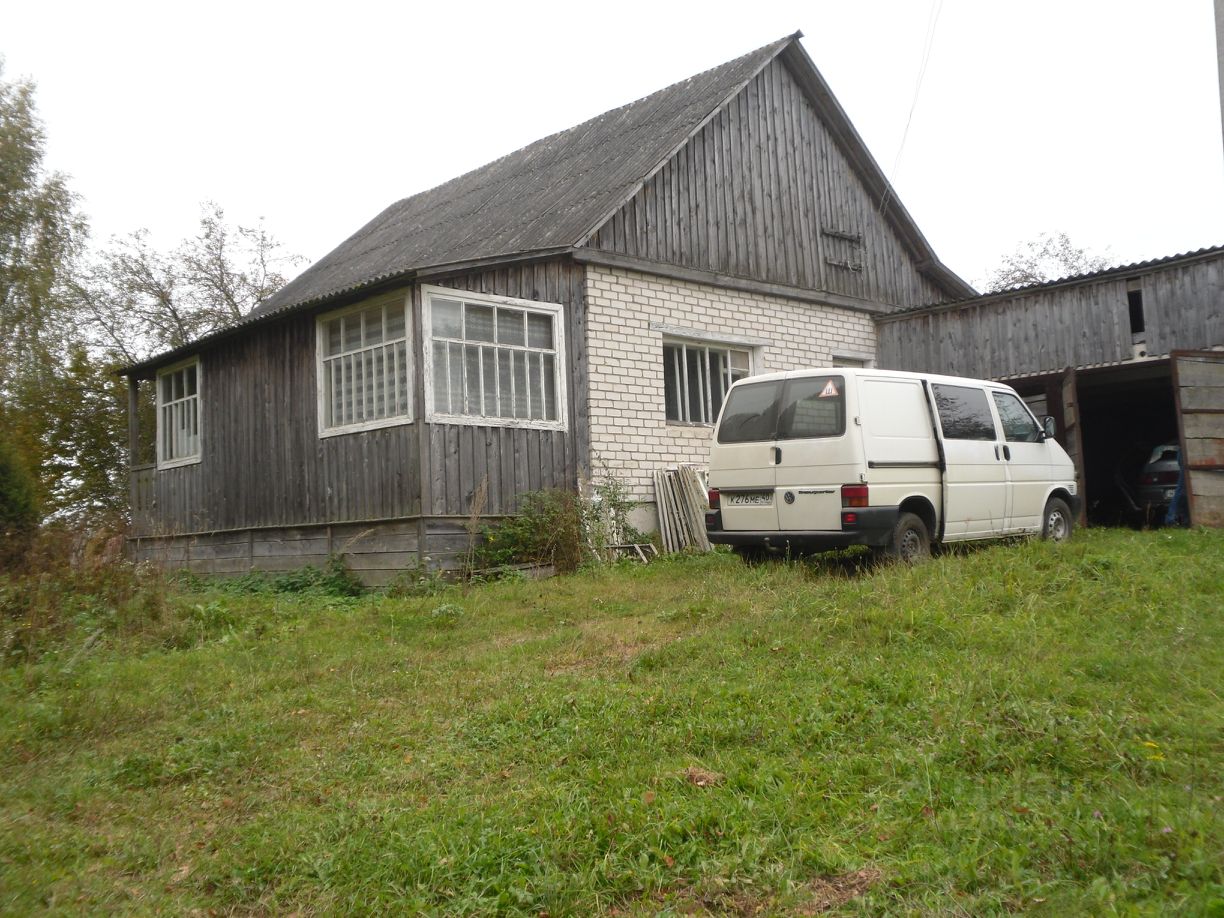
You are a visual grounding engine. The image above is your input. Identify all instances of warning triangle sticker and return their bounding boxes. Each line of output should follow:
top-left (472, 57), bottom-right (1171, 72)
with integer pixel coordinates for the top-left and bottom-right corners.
top-left (818, 378), bottom-right (839, 398)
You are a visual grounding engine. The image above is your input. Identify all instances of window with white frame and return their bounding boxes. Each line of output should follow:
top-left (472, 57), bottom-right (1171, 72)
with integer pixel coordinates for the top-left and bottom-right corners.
top-left (318, 297), bottom-right (411, 435)
top-left (663, 340), bottom-right (751, 424)
top-left (425, 287), bottom-right (565, 427)
top-left (157, 359), bottom-right (201, 467)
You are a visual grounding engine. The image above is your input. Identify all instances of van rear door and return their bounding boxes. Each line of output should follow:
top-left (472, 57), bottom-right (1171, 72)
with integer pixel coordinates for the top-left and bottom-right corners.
top-left (711, 380), bottom-right (782, 530)
top-left (774, 374), bottom-right (852, 532)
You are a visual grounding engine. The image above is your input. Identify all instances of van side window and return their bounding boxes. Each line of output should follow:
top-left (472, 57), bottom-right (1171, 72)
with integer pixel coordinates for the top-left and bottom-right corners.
top-left (778, 376), bottom-right (845, 439)
top-left (991, 391), bottom-right (1043, 443)
top-left (932, 384), bottom-right (997, 441)
top-left (716, 381), bottom-right (782, 443)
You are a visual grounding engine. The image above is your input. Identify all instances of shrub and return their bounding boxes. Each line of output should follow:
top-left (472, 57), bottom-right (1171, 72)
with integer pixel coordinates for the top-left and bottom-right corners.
top-left (0, 435), bottom-right (40, 569)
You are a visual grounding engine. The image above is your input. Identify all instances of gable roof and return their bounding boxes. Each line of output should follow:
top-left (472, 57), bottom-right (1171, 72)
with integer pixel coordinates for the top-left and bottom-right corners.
top-left (250, 34), bottom-right (797, 319)
top-left (127, 32), bottom-right (972, 375)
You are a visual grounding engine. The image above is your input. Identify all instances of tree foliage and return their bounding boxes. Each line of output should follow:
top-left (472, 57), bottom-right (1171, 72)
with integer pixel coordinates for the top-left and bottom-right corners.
top-left (981, 232), bottom-right (1112, 293)
top-left (75, 202), bottom-right (301, 363)
top-left (0, 432), bottom-right (39, 567)
top-left (0, 64), bottom-right (299, 526)
top-left (0, 62), bottom-right (88, 399)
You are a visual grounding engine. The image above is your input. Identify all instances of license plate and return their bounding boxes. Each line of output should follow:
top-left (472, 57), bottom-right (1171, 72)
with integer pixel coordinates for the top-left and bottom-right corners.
top-left (726, 492), bottom-right (772, 506)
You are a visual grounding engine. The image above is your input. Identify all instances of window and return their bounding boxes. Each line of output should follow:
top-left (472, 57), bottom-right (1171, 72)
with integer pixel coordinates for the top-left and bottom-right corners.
top-left (992, 391), bottom-right (1043, 443)
top-left (663, 340), bottom-right (750, 424)
top-left (1127, 288), bottom-right (1146, 337)
top-left (778, 375), bottom-right (846, 439)
top-left (157, 359), bottom-right (201, 468)
top-left (715, 375), bottom-right (845, 443)
top-left (318, 296), bottom-right (411, 435)
top-left (932, 384), bottom-right (997, 441)
top-left (424, 287), bottom-right (565, 428)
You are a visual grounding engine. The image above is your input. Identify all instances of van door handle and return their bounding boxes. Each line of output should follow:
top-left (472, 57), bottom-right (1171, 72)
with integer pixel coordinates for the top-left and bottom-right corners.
top-left (774, 446), bottom-right (782, 465)
top-left (1003, 445), bottom-right (1012, 461)
top-left (994, 444), bottom-right (1000, 460)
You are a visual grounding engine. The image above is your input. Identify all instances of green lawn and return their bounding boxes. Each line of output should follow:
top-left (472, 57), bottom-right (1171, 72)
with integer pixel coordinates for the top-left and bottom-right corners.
top-left (2, 530), bottom-right (1222, 915)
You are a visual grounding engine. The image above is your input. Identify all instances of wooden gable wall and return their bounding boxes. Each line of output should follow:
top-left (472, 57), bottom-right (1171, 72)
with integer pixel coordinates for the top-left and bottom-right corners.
top-left (588, 57), bottom-right (950, 308)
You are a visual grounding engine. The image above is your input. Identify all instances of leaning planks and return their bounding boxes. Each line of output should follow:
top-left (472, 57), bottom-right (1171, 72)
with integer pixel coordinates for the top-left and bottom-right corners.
top-left (653, 465), bottom-right (712, 553)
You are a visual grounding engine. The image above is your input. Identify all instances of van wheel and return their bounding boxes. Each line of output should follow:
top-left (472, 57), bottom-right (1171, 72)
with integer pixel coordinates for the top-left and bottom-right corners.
top-left (880, 512), bottom-right (931, 563)
top-left (1042, 497), bottom-right (1073, 542)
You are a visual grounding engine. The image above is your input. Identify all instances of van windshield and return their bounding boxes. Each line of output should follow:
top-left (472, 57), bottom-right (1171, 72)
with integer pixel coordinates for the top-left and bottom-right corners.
top-left (716, 375), bottom-right (846, 443)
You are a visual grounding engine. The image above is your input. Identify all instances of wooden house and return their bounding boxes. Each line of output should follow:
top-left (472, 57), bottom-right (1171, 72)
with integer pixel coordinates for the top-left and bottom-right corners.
top-left (121, 32), bottom-right (973, 580)
top-left (876, 245), bottom-right (1224, 527)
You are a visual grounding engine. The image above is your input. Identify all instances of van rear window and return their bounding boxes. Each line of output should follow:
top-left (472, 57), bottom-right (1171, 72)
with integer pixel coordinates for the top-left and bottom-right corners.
top-left (778, 375), bottom-right (845, 439)
top-left (716, 376), bottom-right (845, 443)
top-left (716, 381), bottom-right (781, 443)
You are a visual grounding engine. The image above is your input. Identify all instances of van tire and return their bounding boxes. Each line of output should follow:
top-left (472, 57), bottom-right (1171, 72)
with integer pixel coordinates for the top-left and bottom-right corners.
top-left (1041, 497), bottom-right (1074, 542)
top-left (880, 512), bottom-right (931, 563)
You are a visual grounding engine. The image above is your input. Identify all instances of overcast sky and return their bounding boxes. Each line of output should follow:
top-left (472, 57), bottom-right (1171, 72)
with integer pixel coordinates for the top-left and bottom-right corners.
top-left (6, 0), bottom-right (1223, 290)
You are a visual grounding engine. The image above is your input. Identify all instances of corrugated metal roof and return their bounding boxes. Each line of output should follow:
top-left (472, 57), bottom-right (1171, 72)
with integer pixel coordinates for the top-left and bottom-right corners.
top-left (880, 243), bottom-right (1224, 321)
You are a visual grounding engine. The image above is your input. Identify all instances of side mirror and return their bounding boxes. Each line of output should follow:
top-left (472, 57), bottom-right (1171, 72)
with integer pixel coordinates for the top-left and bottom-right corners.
top-left (1041, 416), bottom-right (1057, 440)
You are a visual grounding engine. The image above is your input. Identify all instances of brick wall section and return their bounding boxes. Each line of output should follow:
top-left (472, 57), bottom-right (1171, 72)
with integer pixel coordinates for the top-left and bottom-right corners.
top-left (584, 265), bottom-right (877, 518)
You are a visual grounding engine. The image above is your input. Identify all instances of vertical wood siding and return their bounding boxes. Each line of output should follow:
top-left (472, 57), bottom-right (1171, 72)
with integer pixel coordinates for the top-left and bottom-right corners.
top-left (424, 258), bottom-right (587, 516)
top-left (590, 57), bottom-right (949, 308)
top-left (134, 302), bottom-right (422, 536)
top-left (877, 255), bottom-right (1224, 379)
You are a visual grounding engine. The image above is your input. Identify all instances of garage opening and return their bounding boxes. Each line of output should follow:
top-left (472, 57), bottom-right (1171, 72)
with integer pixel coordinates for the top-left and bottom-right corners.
top-left (1014, 361), bottom-right (1179, 527)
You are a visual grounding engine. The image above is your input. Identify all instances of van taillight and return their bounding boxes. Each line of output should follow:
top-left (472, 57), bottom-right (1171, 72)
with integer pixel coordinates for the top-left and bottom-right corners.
top-left (841, 484), bottom-right (869, 508)
top-left (708, 488), bottom-right (720, 509)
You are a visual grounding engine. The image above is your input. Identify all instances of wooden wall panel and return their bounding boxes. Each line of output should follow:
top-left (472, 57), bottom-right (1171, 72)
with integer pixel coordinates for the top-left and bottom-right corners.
top-left (133, 296), bottom-right (422, 537)
top-left (879, 256), bottom-right (1224, 380)
top-left (591, 58), bottom-right (951, 308)
top-left (426, 257), bottom-right (586, 516)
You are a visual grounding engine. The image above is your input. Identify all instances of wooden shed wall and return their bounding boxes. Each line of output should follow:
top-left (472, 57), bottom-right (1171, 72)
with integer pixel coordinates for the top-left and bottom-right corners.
top-left (416, 257), bottom-right (588, 517)
top-left (131, 301), bottom-right (422, 538)
top-left (877, 255), bottom-right (1224, 379)
top-left (589, 57), bottom-right (950, 308)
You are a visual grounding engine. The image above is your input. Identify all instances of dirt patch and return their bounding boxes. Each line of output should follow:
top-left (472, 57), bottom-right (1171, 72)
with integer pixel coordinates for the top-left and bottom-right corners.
top-left (682, 766), bottom-right (724, 788)
top-left (796, 867), bottom-right (882, 914)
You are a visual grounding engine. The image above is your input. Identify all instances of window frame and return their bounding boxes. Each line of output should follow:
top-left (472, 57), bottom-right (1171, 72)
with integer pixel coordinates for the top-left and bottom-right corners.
top-left (315, 293), bottom-right (414, 439)
top-left (421, 285), bottom-right (568, 431)
top-left (663, 336), bottom-right (753, 427)
top-left (155, 356), bottom-right (203, 470)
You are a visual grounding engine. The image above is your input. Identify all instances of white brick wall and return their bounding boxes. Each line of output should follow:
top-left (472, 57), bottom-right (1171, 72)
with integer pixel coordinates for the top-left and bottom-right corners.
top-left (584, 265), bottom-right (876, 522)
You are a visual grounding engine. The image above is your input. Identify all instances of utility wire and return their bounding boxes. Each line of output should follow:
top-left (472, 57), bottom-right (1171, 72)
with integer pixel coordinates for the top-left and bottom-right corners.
top-left (880, 0), bottom-right (944, 216)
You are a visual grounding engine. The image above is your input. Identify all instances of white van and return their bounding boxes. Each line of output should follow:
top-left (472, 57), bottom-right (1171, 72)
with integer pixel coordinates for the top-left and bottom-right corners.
top-left (705, 368), bottom-right (1079, 561)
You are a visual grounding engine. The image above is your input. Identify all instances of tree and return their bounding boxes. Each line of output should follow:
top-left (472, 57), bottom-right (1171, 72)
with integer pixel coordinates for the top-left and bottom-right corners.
top-left (0, 432), bottom-right (39, 567)
top-left (75, 202), bottom-right (302, 363)
top-left (981, 232), bottom-right (1112, 293)
top-left (0, 61), bottom-right (88, 398)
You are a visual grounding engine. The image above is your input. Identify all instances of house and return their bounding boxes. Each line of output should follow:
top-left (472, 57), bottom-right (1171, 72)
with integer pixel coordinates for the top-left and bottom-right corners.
top-left (876, 245), bottom-right (1224, 526)
top-left (121, 32), bottom-right (974, 581)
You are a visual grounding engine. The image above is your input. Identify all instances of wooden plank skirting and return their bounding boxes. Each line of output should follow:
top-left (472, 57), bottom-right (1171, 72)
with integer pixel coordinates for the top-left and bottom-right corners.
top-left (127, 516), bottom-right (493, 586)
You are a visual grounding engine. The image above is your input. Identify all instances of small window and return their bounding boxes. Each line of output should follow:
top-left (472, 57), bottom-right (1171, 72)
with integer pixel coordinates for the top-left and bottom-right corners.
top-left (318, 296), bottom-right (412, 435)
top-left (156, 359), bottom-right (201, 468)
top-left (991, 391), bottom-right (1043, 443)
top-left (424, 287), bottom-right (565, 429)
top-left (664, 340), bottom-right (751, 424)
top-left (932, 384), bottom-right (997, 441)
top-left (1127, 289), bottom-right (1146, 336)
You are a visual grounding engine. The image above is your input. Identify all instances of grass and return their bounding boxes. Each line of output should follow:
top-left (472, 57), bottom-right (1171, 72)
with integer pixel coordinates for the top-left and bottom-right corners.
top-left (1, 528), bottom-right (1222, 914)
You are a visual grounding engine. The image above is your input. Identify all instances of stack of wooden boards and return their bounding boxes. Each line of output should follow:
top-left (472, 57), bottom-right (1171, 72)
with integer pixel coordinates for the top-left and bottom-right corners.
top-left (653, 466), bottom-right (712, 553)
